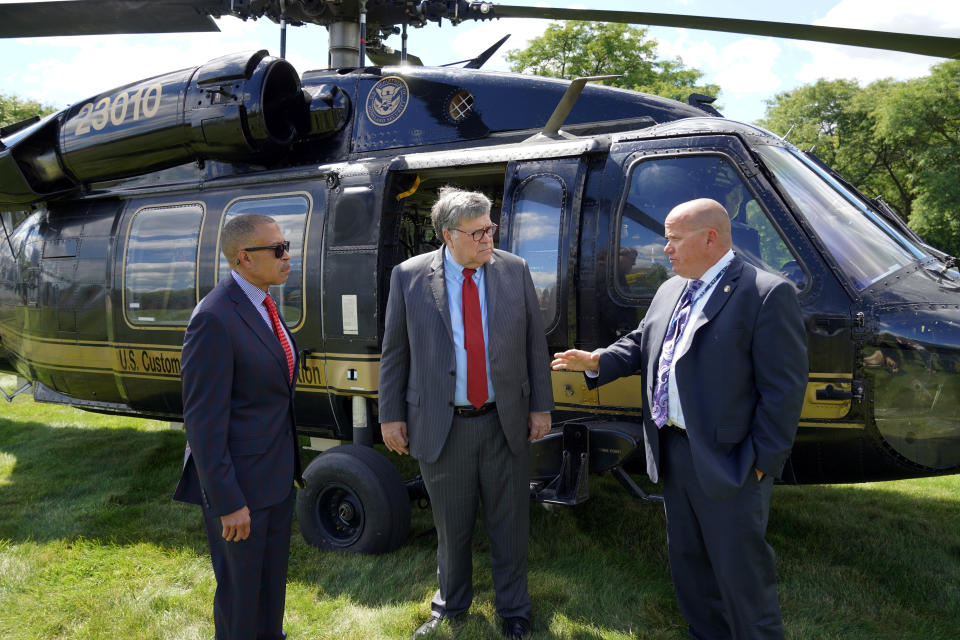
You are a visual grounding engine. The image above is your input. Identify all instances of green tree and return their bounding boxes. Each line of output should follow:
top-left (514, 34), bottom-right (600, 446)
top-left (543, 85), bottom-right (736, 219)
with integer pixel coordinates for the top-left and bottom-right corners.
top-left (0, 93), bottom-right (56, 128)
top-left (874, 60), bottom-right (960, 256)
top-left (506, 21), bottom-right (719, 102)
top-left (758, 78), bottom-right (914, 214)
top-left (759, 63), bottom-right (960, 256)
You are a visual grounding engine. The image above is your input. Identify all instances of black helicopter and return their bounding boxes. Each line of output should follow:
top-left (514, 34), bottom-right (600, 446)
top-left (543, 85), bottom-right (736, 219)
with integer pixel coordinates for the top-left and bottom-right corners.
top-left (1, 0), bottom-right (960, 554)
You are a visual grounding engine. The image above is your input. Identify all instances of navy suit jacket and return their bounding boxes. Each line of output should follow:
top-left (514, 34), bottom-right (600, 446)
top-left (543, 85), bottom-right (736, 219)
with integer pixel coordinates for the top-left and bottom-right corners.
top-left (174, 275), bottom-right (302, 515)
top-left (589, 256), bottom-right (808, 500)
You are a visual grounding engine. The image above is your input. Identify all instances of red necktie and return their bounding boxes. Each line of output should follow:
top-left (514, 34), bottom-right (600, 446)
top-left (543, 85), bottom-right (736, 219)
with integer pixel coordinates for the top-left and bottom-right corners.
top-left (264, 295), bottom-right (294, 384)
top-left (461, 268), bottom-right (488, 409)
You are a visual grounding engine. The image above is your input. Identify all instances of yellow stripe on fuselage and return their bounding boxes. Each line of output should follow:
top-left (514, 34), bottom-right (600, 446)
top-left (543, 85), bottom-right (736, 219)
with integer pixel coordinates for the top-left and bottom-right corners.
top-left (0, 323), bottom-right (857, 424)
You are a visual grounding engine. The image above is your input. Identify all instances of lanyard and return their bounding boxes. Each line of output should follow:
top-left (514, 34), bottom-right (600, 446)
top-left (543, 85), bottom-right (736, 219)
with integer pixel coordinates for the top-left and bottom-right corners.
top-left (665, 264), bottom-right (730, 336)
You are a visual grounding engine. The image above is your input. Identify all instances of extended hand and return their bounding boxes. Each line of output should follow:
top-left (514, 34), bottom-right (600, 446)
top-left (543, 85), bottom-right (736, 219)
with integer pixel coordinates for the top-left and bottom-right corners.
top-left (551, 349), bottom-right (600, 372)
top-left (528, 411), bottom-right (552, 442)
top-left (221, 506), bottom-right (251, 542)
top-left (381, 421), bottom-right (409, 455)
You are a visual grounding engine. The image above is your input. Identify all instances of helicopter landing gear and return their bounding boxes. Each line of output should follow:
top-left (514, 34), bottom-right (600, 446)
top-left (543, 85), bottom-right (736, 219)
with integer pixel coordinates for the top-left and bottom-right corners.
top-left (297, 444), bottom-right (411, 554)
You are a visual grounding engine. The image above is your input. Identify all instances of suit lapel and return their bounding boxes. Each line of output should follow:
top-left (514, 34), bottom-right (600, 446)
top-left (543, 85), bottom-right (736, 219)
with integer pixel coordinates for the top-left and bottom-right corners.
top-left (483, 252), bottom-right (499, 344)
top-left (226, 278), bottom-right (290, 383)
top-left (685, 256), bottom-right (743, 340)
top-left (429, 249), bottom-right (455, 343)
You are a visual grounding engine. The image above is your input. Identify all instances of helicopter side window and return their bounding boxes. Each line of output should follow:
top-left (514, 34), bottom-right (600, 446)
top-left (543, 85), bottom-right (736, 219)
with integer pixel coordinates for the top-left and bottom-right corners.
top-left (123, 204), bottom-right (203, 326)
top-left (218, 195), bottom-right (309, 326)
top-left (616, 155), bottom-right (807, 299)
top-left (508, 175), bottom-right (564, 330)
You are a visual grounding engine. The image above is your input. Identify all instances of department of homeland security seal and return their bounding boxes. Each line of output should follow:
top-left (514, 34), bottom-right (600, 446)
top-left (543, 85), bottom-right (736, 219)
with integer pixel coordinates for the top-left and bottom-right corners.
top-left (366, 76), bottom-right (409, 126)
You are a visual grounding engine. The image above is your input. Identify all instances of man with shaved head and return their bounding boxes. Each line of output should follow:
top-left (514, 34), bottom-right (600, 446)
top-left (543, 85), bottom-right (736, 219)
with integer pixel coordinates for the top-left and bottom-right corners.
top-left (553, 198), bottom-right (807, 639)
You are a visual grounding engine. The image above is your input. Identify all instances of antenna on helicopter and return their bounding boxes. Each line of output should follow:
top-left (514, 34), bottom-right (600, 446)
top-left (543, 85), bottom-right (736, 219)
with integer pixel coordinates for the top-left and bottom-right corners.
top-left (529, 75), bottom-right (622, 141)
top-left (359, 0), bottom-right (368, 67)
top-left (279, 0), bottom-right (287, 58)
top-left (438, 34), bottom-right (511, 70)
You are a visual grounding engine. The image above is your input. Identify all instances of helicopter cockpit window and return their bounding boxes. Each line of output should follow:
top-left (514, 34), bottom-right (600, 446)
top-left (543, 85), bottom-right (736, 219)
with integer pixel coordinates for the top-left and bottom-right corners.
top-left (123, 204), bottom-right (203, 326)
top-left (616, 155), bottom-right (805, 299)
top-left (509, 175), bottom-right (563, 329)
top-left (756, 145), bottom-right (915, 290)
top-left (218, 195), bottom-right (309, 326)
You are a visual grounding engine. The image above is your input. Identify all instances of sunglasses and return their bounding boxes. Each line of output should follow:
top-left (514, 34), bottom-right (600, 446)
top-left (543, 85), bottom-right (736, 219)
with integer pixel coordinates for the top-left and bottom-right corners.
top-left (242, 241), bottom-right (290, 259)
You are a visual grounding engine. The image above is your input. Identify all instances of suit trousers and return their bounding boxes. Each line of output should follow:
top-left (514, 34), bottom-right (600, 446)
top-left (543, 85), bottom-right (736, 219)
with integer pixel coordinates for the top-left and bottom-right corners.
top-left (660, 428), bottom-right (783, 640)
top-left (202, 488), bottom-right (294, 640)
top-left (419, 411), bottom-right (532, 620)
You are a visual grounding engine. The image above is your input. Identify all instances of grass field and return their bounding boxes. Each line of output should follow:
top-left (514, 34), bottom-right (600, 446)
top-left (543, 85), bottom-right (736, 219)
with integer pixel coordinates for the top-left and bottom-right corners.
top-left (1, 379), bottom-right (959, 639)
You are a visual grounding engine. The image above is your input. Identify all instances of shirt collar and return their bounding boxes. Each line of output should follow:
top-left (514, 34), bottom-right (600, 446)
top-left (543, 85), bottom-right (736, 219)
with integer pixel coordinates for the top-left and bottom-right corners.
top-left (443, 245), bottom-right (483, 279)
top-left (695, 249), bottom-right (735, 287)
top-left (231, 269), bottom-right (267, 306)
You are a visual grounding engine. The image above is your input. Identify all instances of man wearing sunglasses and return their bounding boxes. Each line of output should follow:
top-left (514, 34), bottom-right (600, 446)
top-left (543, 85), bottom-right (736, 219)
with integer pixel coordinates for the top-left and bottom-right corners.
top-left (379, 187), bottom-right (553, 639)
top-left (175, 213), bottom-right (303, 640)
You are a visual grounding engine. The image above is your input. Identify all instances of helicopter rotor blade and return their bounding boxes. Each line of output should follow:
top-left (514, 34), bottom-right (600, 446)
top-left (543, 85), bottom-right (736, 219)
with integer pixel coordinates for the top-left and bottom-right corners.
top-left (0, 0), bottom-right (225, 38)
top-left (488, 6), bottom-right (960, 59)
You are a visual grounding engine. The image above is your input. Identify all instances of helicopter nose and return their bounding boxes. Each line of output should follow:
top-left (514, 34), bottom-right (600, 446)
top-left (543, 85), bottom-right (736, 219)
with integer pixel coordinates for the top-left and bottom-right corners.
top-left (868, 304), bottom-right (960, 471)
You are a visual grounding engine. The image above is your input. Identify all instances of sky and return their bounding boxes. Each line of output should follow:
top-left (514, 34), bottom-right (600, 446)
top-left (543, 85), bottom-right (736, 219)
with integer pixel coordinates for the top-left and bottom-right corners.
top-left (0, 0), bottom-right (958, 124)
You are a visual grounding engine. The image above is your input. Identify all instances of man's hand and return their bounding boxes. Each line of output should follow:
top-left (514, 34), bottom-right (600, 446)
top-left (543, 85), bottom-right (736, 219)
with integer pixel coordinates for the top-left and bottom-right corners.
top-left (381, 421), bottom-right (409, 455)
top-left (221, 506), bottom-right (250, 542)
top-left (551, 349), bottom-right (600, 372)
top-left (528, 412), bottom-right (552, 442)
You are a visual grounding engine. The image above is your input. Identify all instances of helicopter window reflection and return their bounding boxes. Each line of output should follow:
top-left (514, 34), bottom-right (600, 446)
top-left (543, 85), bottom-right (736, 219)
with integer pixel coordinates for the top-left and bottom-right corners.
top-left (616, 154), bottom-right (806, 299)
top-left (218, 195), bottom-right (309, 326)
top-left (756, 146), bottom-right (915, 290)
top-left (124, 205), bottom-right (203, 326)
top-left (509, 176), bottom-right (563, 330)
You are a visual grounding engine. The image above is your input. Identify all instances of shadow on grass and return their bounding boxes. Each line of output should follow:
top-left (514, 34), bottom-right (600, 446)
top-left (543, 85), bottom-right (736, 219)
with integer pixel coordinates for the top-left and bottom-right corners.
top-left (0, 417), bottom-right (208, 555)
top-left (2, 416), bottom-right (960, 639)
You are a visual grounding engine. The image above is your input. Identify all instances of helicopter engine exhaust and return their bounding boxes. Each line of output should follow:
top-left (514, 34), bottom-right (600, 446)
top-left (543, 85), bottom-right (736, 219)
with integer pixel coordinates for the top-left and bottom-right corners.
top-left (0, 50), bottom-right (312, 207)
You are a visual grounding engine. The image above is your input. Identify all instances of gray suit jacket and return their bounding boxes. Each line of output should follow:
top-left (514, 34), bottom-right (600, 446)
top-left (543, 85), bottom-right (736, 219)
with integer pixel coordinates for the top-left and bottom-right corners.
top-left (589, 256), bottom-right (808, 500)
top-left (378, 248), bottom-right (554, 463)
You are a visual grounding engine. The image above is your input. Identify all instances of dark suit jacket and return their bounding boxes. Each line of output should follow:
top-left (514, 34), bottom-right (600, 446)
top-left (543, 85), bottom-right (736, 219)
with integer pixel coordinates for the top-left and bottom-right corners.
top-left (378, 248), bottom-right (554, 463)
top-left (589, 256), bottom-right (807, 500)
top-left (174, 275), bottom-right (301, 515)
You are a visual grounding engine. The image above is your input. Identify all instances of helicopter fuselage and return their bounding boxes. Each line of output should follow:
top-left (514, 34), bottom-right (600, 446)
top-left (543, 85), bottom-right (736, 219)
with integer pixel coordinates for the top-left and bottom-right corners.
top-left (2, 55), bottom-right (959, 494)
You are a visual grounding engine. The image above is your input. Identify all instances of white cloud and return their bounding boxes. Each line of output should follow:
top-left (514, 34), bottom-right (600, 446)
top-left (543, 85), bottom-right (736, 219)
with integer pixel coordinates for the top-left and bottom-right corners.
top-left (3, 17), bottom-right (290, 107)
top-left (529, 270), bottom-right (557, 289)
top-left (513, 211), bottom-right (557, 242)
top-left (659, 31), bottom-right (783, 98)
top-left (793, 0), bottom-right (960, 85)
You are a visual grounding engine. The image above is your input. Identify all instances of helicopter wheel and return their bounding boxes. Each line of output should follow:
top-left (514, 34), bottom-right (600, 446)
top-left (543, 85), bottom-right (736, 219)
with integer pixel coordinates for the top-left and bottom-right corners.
top-left (297, 444), bottom-right (411, 554)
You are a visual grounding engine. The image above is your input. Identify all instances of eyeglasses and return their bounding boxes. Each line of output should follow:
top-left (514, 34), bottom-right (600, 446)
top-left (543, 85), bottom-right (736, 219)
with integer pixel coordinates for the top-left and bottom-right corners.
top-left (242, 241), bottom-right (290, 259)
top-left (454, 224), bottom-right (498, 242)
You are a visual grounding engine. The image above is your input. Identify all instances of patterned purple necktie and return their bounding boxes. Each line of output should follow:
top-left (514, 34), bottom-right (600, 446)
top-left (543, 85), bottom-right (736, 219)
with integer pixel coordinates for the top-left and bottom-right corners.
top-left (651, 279), bottom-right (704, 428)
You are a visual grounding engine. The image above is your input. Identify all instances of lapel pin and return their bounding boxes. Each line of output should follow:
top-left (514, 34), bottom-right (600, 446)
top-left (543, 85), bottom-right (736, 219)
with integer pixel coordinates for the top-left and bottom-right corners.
top-left (723, 285), bottom-right (731, 293)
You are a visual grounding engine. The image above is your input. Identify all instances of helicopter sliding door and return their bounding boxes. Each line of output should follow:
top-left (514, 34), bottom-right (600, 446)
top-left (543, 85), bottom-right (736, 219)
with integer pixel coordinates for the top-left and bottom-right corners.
top-left (500, 156), bottom-right (594, 410)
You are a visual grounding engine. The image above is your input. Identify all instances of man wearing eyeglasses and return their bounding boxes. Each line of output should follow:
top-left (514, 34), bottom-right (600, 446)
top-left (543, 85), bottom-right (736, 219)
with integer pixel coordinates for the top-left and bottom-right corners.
top-left (175, 213), bottom-right (303, 640)
top-left (379, 187), bottom-right (553, 639)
